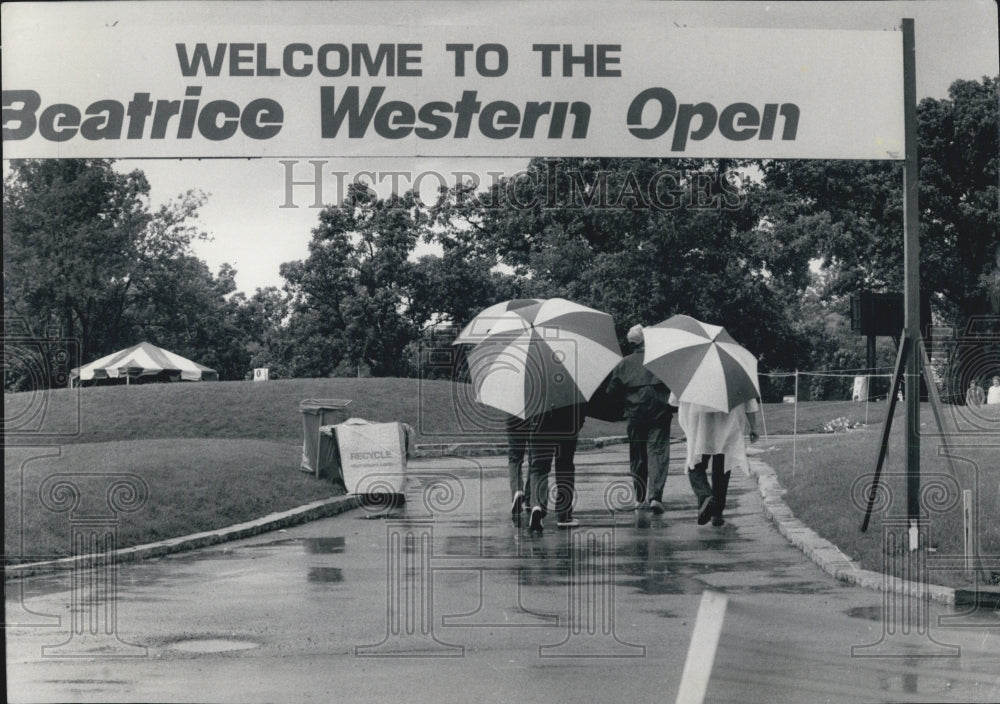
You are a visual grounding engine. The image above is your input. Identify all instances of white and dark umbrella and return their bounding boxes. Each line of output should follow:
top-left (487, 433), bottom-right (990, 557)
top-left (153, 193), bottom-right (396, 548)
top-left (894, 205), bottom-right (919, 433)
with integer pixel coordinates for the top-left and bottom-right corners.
top-left (466, 298), bottom-right (623, 419)
top-left (452, 298), bottom-right (544, 345)
top-left (643, 315), bottom-right (759, 413)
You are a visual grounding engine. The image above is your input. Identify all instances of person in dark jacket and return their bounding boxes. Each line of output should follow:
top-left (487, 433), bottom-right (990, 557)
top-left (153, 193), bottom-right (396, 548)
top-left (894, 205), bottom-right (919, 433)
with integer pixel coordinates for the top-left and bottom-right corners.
top-left (605, 324), bottom-right (675, 514)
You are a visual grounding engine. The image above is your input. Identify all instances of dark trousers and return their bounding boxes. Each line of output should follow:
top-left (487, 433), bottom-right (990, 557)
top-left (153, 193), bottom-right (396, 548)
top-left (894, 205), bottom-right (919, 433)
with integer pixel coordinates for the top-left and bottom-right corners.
top-left (687, 454), bottom-right (732, 518)
top-left (527, 405), bottom-right (585, 520)
top-left (506, 414), bottom-right (533, 500)
top-left (627, 413), bottom-right (672, 503)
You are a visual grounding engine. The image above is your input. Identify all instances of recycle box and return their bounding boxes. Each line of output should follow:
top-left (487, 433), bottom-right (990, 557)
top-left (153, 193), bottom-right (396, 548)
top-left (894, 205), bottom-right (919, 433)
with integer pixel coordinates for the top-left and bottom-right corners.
top-left (329, 420), bottom-right (408, 495)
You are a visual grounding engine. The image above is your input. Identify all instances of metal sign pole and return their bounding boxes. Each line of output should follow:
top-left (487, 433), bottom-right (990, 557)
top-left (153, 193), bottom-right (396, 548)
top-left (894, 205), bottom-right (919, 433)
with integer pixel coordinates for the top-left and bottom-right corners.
top-left (901, 18), bottom-right (921, 537)
top-left (860, 19), bottom-right (922, 538)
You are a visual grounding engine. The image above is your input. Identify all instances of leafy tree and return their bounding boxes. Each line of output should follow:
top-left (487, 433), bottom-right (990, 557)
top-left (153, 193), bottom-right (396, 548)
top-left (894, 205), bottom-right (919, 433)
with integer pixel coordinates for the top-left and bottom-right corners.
top-left (229, 286), bottom-right (290, 377)
top-left (791, 269), bottom-right (900, 401)
top-left (4, 159), bottom-right (152, 365)
top-left (760, 76), bottom-right (999, 398)
top-left (760, 76), bottom-right (999, 329)
top-left (280, 186), bottom-right (430, 377)
top-left (127, 258), bottom-right (249, 380)
top-left (433, 157), bottom-right (816, 372)
top-left (4, 159), bottom-right (250, 383)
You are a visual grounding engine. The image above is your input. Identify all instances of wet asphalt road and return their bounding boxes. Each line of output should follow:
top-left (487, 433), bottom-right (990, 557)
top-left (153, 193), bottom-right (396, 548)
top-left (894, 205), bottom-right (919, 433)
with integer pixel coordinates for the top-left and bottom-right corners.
top-left (6, 445), bottom-right (1000, 703)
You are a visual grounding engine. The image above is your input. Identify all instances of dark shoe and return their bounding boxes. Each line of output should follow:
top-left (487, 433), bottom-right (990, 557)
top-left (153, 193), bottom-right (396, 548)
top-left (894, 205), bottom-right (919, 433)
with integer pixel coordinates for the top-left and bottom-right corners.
top-left (511, 491), bottom-right (526, 517)
top-left (649, 499), bottom-right (665, 515)
top-left (712, 516), bottom-right (725, 527)
top-left (529, 507), bottom-right (544, 533)
top-left (697, 496), bottom-right (716, 525)
top-left (688, 467), bottom-right (713, 503)
top-left (557, 514), bottom-right (579, 528)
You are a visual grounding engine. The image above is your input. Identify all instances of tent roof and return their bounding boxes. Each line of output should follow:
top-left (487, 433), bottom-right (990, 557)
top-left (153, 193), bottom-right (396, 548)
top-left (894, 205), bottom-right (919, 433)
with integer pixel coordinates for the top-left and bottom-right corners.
top-left (71, 342), bottom-right (217, 382)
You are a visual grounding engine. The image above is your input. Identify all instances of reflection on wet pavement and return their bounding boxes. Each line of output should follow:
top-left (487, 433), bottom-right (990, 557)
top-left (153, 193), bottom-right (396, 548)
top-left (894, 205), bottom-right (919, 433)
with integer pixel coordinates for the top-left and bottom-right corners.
top-left (302, 537), bottom-right (346, 554)
top-left (307, 567), bottom-right (345, 584)
top-left (167, 638), bottom-right (260, 652)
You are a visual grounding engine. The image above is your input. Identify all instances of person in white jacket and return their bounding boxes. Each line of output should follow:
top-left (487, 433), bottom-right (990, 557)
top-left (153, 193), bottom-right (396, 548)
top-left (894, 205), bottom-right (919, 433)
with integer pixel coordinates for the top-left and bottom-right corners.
top-left (988, 376), bottom-right (1000, 405)
top-left (671, 393), bottom-right (761, 527)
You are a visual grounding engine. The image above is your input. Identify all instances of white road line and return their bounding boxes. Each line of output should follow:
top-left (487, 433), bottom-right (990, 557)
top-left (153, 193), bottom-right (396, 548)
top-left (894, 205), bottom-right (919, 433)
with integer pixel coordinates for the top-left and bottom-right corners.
top-left (675, 590), bottom-right (728, 704)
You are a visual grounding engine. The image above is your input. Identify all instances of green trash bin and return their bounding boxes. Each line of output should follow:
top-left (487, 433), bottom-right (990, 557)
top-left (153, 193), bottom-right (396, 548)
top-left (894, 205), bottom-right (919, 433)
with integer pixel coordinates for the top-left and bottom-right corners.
top-left (299, 399), bottom-right (352, 476)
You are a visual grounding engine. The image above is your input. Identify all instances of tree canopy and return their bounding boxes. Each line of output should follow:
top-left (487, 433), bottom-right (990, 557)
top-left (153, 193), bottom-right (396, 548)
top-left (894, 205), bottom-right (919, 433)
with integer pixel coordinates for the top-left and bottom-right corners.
top-left (3, 159), bottom-right (248, 385)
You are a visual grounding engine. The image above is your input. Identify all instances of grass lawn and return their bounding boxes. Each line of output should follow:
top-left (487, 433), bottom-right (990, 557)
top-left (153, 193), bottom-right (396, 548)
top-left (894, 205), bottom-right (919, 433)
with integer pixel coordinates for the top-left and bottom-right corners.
top-left (4, 376), bottom-right (889, 447)
top-left (757, 403), bottom-right (1000, 590)
top-left (4, 439), bottom-right (337, 565)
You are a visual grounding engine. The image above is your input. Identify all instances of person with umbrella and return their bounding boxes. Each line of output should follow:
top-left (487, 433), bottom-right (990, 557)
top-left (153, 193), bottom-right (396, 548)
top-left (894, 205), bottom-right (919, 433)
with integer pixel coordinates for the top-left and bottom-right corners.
top-left (463, 298), bottom-right (624, 533)
top-left (671, 394), bottom-right (761, 526)
top-left (453, 298), bottom-right (543, 521)
top-left (642, 315), bottom-right (762, 527)
top-left (605, 324), bottom-right (675, 514)
top-left (505, 413), bottom-right (534, 519)
top-left (527, 401), bottom-right (588, 531)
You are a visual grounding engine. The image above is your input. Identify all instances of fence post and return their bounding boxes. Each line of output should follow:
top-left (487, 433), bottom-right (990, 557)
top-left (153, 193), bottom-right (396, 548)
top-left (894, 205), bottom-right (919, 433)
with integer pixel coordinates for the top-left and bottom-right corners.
top-left (864, 371), bottom-right (872, 425)
top-left (792, 370), bottom-right (799, 478)
top-left (963, 489), bottom-right (973, 575)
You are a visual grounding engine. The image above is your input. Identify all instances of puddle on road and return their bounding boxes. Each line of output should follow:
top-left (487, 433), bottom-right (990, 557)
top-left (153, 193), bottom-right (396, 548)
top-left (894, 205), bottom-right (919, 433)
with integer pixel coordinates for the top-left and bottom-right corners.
top-left (307, 567), bottom-right (344, 583)
top-left (166, 638), bottom-right (259, 653)
top-left (845, 605), bottom-right (884, 621)
top-left (302, 537), bottom-right (346, 554)
top-left (620, 574), bottom-right (710, 595)
top-left (876, 667), bottom-right (959, 697)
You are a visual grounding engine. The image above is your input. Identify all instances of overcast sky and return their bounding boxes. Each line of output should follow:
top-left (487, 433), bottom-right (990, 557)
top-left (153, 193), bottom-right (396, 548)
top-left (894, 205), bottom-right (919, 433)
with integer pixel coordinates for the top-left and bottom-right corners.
top-left (8, 0), bottom-right (998, 294)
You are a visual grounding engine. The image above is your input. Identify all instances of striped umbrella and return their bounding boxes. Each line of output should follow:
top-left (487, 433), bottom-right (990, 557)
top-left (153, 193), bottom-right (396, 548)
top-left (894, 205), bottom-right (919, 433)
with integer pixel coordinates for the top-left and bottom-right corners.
top-left (643, 315), bottom-right (759, 413)
top-left (466, 298), bottom-right (623, 419)
top-left (452, 298), bottom-right (544, 345)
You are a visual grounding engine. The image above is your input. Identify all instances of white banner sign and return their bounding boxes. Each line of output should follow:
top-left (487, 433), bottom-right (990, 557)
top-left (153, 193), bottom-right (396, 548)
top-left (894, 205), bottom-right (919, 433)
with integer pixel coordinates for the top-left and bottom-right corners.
top-left (2, 2), bottom-right (905, 160)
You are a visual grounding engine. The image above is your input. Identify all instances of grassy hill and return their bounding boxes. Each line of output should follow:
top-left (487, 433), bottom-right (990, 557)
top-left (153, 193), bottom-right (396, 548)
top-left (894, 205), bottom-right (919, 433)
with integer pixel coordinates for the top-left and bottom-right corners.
top-left (4, 376), bottom-right (894, 447)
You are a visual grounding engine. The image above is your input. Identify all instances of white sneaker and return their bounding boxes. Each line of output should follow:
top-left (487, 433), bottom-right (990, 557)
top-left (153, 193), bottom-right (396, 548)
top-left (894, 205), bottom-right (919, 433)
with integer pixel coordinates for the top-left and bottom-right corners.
top-left (511, 491), bottom-right (526, 516)
top-left (529, 507), bottom-right (544, 533)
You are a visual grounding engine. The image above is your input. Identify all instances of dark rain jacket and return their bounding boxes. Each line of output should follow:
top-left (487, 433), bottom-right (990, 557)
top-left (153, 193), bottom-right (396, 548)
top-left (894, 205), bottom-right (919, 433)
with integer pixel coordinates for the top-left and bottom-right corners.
top-left (605, 352), bottom-right (675, 421)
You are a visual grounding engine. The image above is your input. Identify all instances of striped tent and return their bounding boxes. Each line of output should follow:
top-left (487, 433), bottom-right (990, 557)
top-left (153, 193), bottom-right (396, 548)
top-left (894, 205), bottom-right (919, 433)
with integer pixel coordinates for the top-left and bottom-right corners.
top-left (70, 342), bottom-right (218, 386)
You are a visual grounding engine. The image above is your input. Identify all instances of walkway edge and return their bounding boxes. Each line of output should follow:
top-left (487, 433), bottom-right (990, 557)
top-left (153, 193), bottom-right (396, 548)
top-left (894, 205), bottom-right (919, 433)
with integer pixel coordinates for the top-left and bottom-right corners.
top-left (4, 495), bottom-right (359, 581)
top-left (746, 457), bottom-right (956, 606)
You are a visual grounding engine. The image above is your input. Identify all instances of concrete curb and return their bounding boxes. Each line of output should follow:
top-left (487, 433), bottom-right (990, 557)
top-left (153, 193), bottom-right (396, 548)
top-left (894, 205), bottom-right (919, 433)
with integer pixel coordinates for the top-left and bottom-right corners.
top-left (4, 494), bottom-right (360, 581)
top-left (746, 457), bottom-right (957, 605)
